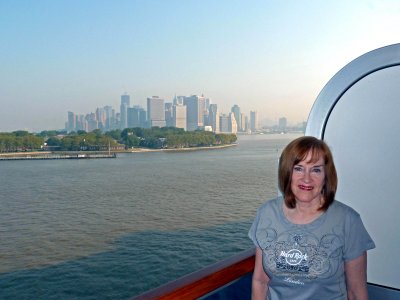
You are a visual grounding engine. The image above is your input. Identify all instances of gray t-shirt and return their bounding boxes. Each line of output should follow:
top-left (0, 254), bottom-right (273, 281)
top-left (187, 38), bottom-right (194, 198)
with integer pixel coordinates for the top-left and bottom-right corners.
top-left (249, 197), bottom-right (375, 300)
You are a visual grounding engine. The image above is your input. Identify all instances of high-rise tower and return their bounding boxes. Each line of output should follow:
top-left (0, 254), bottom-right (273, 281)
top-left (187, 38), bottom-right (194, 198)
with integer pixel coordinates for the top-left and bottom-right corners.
top-left (147, 96), bottom-right (166, 128)
top-left (250, 111), bottom-right (259, 132)
top-left (208, 104), bottom-right (220, 133)
top-left (120, 94), bottom-right (130, 129)
top-left (231, 104), bottom-right (242, 131)
top-left (184, 95), bottom-right (206, 131)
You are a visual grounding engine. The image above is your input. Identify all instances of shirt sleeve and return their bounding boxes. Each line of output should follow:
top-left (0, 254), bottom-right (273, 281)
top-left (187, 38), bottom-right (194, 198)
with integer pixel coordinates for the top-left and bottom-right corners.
top-left (248, 208), bottom-right (261, 248)
top-left (343, 211), bottom-right (376, 261)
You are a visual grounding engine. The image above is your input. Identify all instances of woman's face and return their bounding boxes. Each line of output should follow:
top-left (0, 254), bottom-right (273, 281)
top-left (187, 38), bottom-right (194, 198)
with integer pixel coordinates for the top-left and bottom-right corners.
top-left (290, 151), bottom-right (325, 206)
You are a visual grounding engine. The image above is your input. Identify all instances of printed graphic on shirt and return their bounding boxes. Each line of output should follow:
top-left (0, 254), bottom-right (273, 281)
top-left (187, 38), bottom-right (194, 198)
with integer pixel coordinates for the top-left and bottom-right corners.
top-left (259, 228), bottom-right (343, 283)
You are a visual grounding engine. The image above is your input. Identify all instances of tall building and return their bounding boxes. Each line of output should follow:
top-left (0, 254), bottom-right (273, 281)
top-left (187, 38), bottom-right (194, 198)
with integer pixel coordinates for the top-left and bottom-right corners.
top-left (165, 103), bottom-right (174, 127)
top-left (278, 117), bottom-right (287, 131)
top-left (86, 112), bottom-right (98, 132)
top-left (250, 111), bottom-right (259, 132)
top-left (228, 112), bottom-right (238, 134)
top-left (208, 104), bottom-right (220, 133)
top-left (240, 113), bottom-right (246, 132)
top-left (173, 95), bottom-right (185, 106)
top-left (173, 104), bottom-right (187, 130)
top-left (67, 111), bottom-right (75, 132)
top-left (96, 107), bottom-right (106, 130)
top-left (147, 96), bottom-right (166, 128)
top-left (231, 104), bottom-right (242, 131)
top-left (184, 95), bottom-right (206, 131)
top-left (120, 94), bottom-right (130, 129)
top-left (104, 106), bottom-right (113, 131)
top-left (219, 114), bottom-right (229, 133)
top-left (244, 115), bottom-right (250, 132)
top-left (127, 107), bottom-right (136, 128)
top-left (138, 108), bottom-right (147, 128)
top-left (76, 114), bottom-right (88, 132)
top-left (121, 94), bottom-right (130, 107)
top-left (128, 106), bottom-right (147, 128)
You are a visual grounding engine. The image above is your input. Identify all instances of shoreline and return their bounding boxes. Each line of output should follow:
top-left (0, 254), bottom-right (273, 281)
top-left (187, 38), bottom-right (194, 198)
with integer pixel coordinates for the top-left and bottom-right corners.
top-left (0, 143), bottom-right (237, 157)
top-left (128, 143), bottom-right (237, 153)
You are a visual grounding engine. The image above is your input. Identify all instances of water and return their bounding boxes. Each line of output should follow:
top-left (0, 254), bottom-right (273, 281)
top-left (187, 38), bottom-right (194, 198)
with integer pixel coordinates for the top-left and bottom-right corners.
top-left (0, 133), bottom-right (301, 299)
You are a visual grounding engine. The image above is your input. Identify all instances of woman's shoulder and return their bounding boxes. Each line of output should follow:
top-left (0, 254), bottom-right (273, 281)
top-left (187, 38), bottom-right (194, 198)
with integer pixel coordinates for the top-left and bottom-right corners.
top-left (329, 199), bottom-right (360, 218)
top-left (258, 196), bottom-right (282, 209)
top-left (255, 196), bottom-right (283, 217)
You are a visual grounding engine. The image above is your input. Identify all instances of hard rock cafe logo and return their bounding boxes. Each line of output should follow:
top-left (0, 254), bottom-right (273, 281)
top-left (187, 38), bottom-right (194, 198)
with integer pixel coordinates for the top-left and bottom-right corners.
top-left (280, 249), bottom-right (308, 266)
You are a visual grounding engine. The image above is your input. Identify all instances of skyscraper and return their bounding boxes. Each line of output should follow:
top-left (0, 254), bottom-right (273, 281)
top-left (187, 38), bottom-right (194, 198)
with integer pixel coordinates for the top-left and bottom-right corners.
top-left (228, 112), bottom-right (238, 134)
top-left (173, 95), bottom-right (185, 106)
top-left (219, 114), bottom-right (229, 133)
top-left (104, 106), bottom-right (113, 131)
top-left (96, 107), bottom-right (106, 130)
top-left (240, 113), bottom-right (247, 132)
top-left (67, 111), bottom-right (75, 132)
top-left (173, 104), bottom-right (187, 130)
top-left (184, 95), bottom-right (206, 131)
top-left (120, 94), bottom-right (130, 129)
top-left (231, 104), bottom-right (242, 131)
top-left (250, 111), bottom-right (259, 133)
top-left (208, 104), bottom-right (220, 133)
top-left (278, 117), bottom-right (287, 131)
top-left (165, 103), bottom-right (173, 127)
top-left (128, 106), bottom-right (147, 128)
top-left (121, 94), bottom-right (130, 107)
top-left (147, 96), bottom-right (166, 128)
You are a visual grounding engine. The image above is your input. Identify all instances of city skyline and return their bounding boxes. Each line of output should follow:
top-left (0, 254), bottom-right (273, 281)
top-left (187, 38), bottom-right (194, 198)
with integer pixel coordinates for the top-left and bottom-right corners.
top-left (1, 0), bottom-right (400, 132)
top-left (65, 93), bottom-right (264, 134)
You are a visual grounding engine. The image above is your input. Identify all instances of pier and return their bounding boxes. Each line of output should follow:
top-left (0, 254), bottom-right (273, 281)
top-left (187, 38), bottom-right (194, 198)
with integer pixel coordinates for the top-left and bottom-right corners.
top-left (0, 153), bottom-right (117, 161)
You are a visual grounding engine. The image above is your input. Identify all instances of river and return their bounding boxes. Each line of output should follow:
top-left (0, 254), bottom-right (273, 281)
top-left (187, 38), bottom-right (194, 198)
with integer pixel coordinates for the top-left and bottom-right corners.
top-left (0, 133), bottom-right (301, 299)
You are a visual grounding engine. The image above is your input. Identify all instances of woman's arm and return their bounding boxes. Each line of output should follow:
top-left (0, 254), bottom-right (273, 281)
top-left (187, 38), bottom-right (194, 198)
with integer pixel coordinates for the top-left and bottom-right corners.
top-left (252, 247), bottom-right (270, 300)
top-left (345, 252), bottom-right (368, 300)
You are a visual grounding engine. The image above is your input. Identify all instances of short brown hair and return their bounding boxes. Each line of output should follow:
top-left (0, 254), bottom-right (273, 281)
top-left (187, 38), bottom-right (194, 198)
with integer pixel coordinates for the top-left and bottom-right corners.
top-left (278, 136), bottom-right (337, 211)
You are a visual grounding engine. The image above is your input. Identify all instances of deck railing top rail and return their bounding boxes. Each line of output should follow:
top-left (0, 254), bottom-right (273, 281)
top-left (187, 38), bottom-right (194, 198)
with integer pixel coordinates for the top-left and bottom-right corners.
top-left (132, 247), bottom-right (255, 300)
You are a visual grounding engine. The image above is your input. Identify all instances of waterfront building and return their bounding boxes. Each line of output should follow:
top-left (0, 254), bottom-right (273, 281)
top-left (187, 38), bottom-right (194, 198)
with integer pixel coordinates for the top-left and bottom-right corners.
top-left (147, 96), bottom-right (166, 128)
top-left (76, 114), bottom-right (88, 132)
top-left (173, 104), bottom-right (187, 130)
top-left (228, 112), bottom-right (238, 134)
top-left (138, 107), bottom-right (147, 128)
top-left (250, 110), bottom-right (259, 132)
top-left (120, 94), bottom-right (130, 129)
top-left (104, 106), bottom-right (113, 131)
top-left (240, 113), bottom-right (246, 132)
top-left (278, 117), bottom-right (287, 131)
top-left (173, 95), bottom-right (185, 106)
top-left (219, 112), bottom-right (237, 133)
top-left (165, 103), bottom-right (174, 127)
top-left (244, 115), bottom-right (250, 132)
top-left (127, 107), bottom-right (136, 128)
top-left (127, 106), bottom-right (147, 128)
top-left (205, 98), bottom-right (211, 111)
top-left (184, 95), bottom-right (206, 131)
top-left (208, 104), bottom-right (220, 133)
top-left (231, 104), bottom-right (242, 131)
top-left (87, 119), bottom-right (98, 132)
top-left (96, 107), bottom-right (106, 130)
top-left (67, 111), bottom-right (75, 132)
top-left (121, 94), bottom-right (130, 107)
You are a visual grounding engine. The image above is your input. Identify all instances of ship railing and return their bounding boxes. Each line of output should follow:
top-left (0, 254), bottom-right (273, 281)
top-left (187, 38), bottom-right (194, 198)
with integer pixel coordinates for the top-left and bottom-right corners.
top-left (132, 247), bottom-right (255, 300)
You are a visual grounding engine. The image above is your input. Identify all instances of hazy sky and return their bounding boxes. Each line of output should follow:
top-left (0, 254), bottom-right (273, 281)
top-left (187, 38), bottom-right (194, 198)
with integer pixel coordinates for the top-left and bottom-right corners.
top-left (1, 0), bottom-right (400, 132)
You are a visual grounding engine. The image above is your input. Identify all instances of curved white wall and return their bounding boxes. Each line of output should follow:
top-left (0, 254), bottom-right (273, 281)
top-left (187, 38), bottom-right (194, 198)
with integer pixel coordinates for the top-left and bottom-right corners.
top-left (323, 66), bottom-right (400, 289)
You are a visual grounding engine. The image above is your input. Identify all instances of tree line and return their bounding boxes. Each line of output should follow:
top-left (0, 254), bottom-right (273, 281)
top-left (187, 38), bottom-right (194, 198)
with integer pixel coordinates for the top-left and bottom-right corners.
top-left (0, 128), bottom-right (237, 152)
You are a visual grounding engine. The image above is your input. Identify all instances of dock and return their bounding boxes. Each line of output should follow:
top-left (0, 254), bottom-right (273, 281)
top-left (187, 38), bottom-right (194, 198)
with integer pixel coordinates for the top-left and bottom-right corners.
top-left (0, 153), bottom-right (117, 161)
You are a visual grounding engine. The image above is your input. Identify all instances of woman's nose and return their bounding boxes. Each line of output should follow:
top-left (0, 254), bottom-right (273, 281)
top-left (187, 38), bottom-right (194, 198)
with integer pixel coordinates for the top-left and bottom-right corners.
top-left (302, 170), bottom-right (312, 181)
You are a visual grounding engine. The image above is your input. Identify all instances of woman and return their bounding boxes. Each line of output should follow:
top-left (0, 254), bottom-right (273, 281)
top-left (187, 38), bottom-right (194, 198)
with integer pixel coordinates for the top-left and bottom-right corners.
top-left (249, 136), bottom-right (375, 300)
